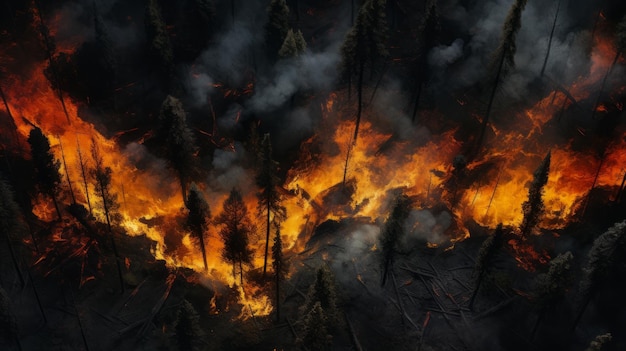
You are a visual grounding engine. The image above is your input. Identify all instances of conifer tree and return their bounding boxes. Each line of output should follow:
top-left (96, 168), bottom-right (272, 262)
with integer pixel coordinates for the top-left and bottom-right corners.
top-left (469, 224), bottom-right (505, 310)
top-left (340, 0), bottom-right (388, 144)
top-left (217, 188), bottom-right (255, 285)
top-left (272, 224), bottom-right (286, 322)
top-left (90, 139), bottom-right (124, 293)
top-left (265, 0), bottom-right (290, 59)
top-left (256, 133), bottom-right (286, 276)
top-left (145, 0), bottom-right (174, 85)
top-left (520, 151), bottom-right (551, 237)
top-left (380, 193), bottom-right (411, 286)
top-left (475, 0), bottom-right (529, 152)
top-left (574, 221), bottom-right (626, 329)
top-left (298, 302), bottom-right (332, 351)
top-left (158, 96), bottom-right (197, 202)
top-left (186, 184), bottom-right (210, 272)
top-left (174, 300), bottom-right (204, 351)
top-left (28, 127), bottom-right (62, 220)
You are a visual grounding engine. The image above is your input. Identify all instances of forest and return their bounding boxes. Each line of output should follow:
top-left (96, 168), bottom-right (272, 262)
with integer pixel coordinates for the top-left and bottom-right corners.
top-left (0, 0), bottom-right (626, 350)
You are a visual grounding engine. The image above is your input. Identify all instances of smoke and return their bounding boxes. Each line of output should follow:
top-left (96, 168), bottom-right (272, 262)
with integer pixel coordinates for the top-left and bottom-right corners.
top-left (248, 48), bottom-right (340, 113)
top-left (432, 0), bottom-right (599, 97)
top-left (208, 142), bottom-right (254, 196)
top-left (402, 209), bottom-right (453, 246)
top-left (429, 38), bottom-right (465, 68)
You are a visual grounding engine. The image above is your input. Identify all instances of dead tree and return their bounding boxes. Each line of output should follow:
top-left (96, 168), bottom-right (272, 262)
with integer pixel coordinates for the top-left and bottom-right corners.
top-left (540, 0), bottom-right (561, 76)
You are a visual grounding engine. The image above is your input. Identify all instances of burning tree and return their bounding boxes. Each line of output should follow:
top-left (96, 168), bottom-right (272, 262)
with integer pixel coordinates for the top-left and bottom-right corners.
top-left (340, 0), bottom-right (389, 144)
top-left (158, 95), bottom-right (197, 203)
top-left (380, 193), bottom-right (412, 287)
top-left (574, 220), bottom-right (626, 329)
top-left (256, 133), bottom-right (286, 276)
top-left (217, 188), bottom-right (255, 285)
top-left (186, 184), bottom-right (210, 272)
top-left (265, 0), bottom-right (290, 59)
top-left (469, 223), bottom-right (505, 311)
top-left (28, 127), bottom-right (63, 220)
top-left (475, 0), bottom-right (528, 152)
top-left (272, 224), bottom-right (286, 322)
top-left (90, 139), bottom-right (124, 293)
top-left (531, 251), bottom-right (574, 337)
top-left (519, 151), bottom-right (551, 237)
top-left (411, 1), bottom-right (440, 121)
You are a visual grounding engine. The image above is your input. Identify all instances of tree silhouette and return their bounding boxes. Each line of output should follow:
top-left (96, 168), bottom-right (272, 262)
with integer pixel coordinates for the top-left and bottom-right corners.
top-left (411, 1), bottom-right (440, 121)
top-left (173, 300), bottom-right (204, 351)
top-left (475, 0), bottom-right (529, 153)
top-left (145, 0), bottom-right (174, 88)
top-left (256, 133), bottom-right (286, 277)
top-left (90, 139), bottom-right (124, 293)
top-left (186, 184), bottom-right (210, 272)
top-left (531, 251), bottom-right (574, 337)
top-left (217, 188), bottom-right (255, 285)
top-left (265, 0), bottom-right (290, 60)
top-left (28, 127), bottom-right (62, 220)
top-left (469, 223), bottom-right (505, 310)
top-left (0, 174), bottom-right (25, 287)
top-left (520, 151), bottom-right (551, 237)
top-left (298, 302), bottom-right (332, 351)
top-left (158, 95), bottom-right (197, 203)
top-left (272, 224), bottom-right (286, 322)
top-left (380, 193), bottom-right (411, 286)
top-left (301, 264), bottom-right (339, 328)
top-left (340, 0), bottom-right (388, 143)
top-left (0, 286), bottom-right (20, 349)
top-left (573, 220), bottom-right (626, 329)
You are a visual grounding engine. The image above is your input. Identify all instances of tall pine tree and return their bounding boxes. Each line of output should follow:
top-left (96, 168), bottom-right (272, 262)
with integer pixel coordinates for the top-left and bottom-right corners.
top-left (217, 188), bottom-right (255, 285)
top-left (520, 151), bottom-right (551, 237)
top-left (186, 184), bottom-right (210, 272)
top-left (28, 127), bottom-right (63, 220)
top-left (256, 133), bottom-right (286, 277)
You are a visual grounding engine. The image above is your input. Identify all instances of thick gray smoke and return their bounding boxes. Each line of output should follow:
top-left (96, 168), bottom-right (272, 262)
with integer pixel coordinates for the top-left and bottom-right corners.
top-left (433, 0), bottom-right (599, 97)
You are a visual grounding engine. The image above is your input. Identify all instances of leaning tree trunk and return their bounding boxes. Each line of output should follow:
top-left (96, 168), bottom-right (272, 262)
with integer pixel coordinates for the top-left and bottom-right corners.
top-left (475, 48), bottom-right (507, 157)
top-left (540, 0), bottom-right (561, 76)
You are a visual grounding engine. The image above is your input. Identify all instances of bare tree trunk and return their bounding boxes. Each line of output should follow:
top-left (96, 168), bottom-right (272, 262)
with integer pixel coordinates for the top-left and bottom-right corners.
top-left (0, 83), bottom-right (21, 149)
top-left (51, 193), bottom-right (62, 221)
top-left (354, 60), bottom-right (365, 143)
top-left (58, 137), bottom-right (75, 204)
top-left (411, 82), bottom-right (422, 123)
top-left (76, 139), bottom-right (92, 215)
top-left (198, 231), bottom-right (208, 272)
top-left (476, 49), bottom-right (506, 156)
top-left (239, 260), bottom-right (244, 286)
top-left (540, 0), bottom-right (561, 76)
top-left (263, 201), bottom-right (271, 277)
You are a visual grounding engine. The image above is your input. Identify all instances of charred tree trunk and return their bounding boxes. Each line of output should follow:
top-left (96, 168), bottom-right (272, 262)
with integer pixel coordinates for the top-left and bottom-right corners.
top-left (239, 260), bottom-right (244, 286)
top-left (540, 0), bottom-right (561, 76)
top-left (275, 264), bottom-right (281, 323)
top-left (199, 232), bottom-right (208, 273)
top-left (411, 82), bottom-right (422, 123)
top-left (34, 0), bottom-right (71, 124)
top-left (0, 84), bottom-right (21, 149)
top-left (51, 193), bottom-right (62, 221)
top-left (76, 140), bottom-right (92, 215)
top-left (58, 138), bottom-right (76, 204)
top-left (476, 49), bottom-right (507, 156)
top-left (354, 60), bottom-right (365, 143)
top-left (263, 201), bottom-right (271, 277)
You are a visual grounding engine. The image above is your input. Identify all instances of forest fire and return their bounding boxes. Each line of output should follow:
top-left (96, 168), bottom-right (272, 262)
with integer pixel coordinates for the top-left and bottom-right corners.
top-left (1, 0), bottom-right (626, 350)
